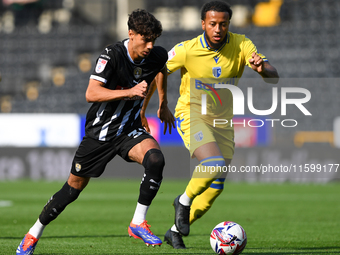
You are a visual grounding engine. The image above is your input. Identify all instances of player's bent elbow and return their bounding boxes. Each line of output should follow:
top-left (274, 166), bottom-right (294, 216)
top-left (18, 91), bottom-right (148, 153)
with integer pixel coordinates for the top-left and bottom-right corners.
top-left (271, 72), bottom-right (280, 84)
top-left (262, 63), bottom-right (279, 84)
top-left (264, 76), bottom-right (279, 84)
top-left (262, 69), bottom-right (279, 84)
top-left (85, 90), bottom-right (95, 103)
top-left (272, 76), bottom-right (279, 84)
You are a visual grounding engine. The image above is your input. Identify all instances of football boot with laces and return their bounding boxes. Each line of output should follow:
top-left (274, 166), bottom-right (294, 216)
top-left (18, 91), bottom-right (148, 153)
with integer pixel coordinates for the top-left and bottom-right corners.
top-left (173, 195), bottom-right (190, 236)
top-left (128, 220), bottom-right (162, 247)
top-left (164, 228), bottom-right (186, 249)
top-left (16, 233), bottom-right (39, 255)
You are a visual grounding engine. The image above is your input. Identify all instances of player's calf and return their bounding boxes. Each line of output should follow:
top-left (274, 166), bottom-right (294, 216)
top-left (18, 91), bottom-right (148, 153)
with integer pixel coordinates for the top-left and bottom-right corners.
top-left (189, 179), bottom-right (225, 224)
top-left (39, 182), bottom-right (81, 225)
top-left (138, 149), bottom-right (164, 206)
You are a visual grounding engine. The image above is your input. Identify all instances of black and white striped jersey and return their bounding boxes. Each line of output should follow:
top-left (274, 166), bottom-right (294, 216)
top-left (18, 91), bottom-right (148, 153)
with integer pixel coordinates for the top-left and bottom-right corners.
top-left (85, 39), bottom-right (167, 141)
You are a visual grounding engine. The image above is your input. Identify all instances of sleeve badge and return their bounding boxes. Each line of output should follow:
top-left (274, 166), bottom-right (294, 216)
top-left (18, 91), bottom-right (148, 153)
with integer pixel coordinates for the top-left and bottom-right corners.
top-left (95, 58), bottom-right (108, 73)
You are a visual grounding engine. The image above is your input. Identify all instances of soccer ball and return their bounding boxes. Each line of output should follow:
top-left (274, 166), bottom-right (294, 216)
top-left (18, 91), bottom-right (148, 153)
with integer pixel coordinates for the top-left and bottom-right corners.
top-left (210, 221), bottom-right (247, 255)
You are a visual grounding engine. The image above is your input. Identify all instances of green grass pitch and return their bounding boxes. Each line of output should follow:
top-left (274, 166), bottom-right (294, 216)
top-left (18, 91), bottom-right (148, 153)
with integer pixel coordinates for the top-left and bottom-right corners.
top-left (1, 179), bottom-right (339, 254)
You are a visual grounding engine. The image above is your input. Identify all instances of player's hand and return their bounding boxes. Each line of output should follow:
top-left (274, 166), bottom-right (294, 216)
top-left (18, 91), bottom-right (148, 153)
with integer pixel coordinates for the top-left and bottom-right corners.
top-left (140, 111), bottom-right (150, 133)
top-left (157, 103), bottom-right (175, 134)
top-left (249, 52), bottom-right (264, 73)
top-left (129, 80), bottom-right (148, 98)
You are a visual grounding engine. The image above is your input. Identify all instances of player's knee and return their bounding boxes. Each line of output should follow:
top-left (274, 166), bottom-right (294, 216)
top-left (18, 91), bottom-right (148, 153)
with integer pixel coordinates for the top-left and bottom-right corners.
top-left (201, 156), bottom-right (225, 169)
top-left (199, 156), bottom-right (225, 178)
top-left (142, 149), bottom-right (165, 181)
top-left (138, 149), bottom-right (164, 205)
top-left (187, 156), bottom-right (225, 197)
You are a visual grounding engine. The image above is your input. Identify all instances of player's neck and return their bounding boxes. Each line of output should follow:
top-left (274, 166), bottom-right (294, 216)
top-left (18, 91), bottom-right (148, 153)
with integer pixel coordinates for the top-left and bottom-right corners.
top-left (125, 40), bottom-right (144, 63)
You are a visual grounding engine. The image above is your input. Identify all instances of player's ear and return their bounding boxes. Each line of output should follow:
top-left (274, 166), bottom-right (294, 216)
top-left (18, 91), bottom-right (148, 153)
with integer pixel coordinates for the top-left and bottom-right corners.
top-left (201, 20), bottom-right (206, 30)
top-left (128, 29), bottom-right (135, 40)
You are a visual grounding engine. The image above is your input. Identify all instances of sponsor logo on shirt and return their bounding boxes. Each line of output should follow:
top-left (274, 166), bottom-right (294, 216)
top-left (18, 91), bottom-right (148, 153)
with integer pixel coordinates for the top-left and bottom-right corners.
top-left (100, 54), bottom-right (111, 60)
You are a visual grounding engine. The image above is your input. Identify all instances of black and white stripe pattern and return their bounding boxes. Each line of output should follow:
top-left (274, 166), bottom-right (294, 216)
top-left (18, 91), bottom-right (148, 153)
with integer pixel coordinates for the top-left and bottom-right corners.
top-left (84, 39), bottom-right (168, 142)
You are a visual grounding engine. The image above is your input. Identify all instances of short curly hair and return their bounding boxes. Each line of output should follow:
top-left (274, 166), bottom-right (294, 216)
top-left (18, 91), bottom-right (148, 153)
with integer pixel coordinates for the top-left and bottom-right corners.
top-left (128, 9), bottom-right (162, 40)
top-left (201, 1), bottom-right (233, 21)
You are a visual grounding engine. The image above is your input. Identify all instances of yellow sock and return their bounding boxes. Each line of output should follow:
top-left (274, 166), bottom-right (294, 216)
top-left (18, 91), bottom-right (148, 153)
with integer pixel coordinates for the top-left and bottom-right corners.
top-left (185, 157), bottom-right (225, 199)
top-left (189, 178), bottom-right (225, 224)
top-left (185, 177), bottom-right (214, 199)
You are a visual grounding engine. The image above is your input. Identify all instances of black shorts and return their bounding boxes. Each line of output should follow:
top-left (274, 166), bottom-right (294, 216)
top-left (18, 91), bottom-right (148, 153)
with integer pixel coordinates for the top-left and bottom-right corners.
top-left (70, 127), bottom-right (155, 178)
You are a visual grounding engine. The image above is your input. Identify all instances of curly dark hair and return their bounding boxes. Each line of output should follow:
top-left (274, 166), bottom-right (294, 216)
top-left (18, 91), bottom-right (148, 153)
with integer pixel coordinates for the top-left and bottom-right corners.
top-left (127, 9), bottom-right (162, 40)
top-left (201, 1), bottom-right (233, 21)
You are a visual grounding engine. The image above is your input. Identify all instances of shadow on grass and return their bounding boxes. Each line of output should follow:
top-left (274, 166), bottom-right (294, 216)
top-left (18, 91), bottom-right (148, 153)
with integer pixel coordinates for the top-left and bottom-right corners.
top-left (188, 234), bottom-right (340, 254)
top-left (1, 234), bottom-right (128, 240)
top-left (42, 251), bottom-right (340, 255)
top-left (4, 235), bottom-right (340, 254)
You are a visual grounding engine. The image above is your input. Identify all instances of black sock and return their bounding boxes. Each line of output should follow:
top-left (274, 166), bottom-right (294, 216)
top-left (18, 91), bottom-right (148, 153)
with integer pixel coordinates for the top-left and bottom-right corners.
top-left (138, 149), bottom-right (164, 206)
top-left (39, 182), bottom-right (81, 225)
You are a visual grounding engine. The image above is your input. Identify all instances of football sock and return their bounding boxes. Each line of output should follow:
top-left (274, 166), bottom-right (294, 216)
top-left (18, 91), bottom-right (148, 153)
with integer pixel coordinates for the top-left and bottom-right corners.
top-left (132, 202), bottom-right (149, 225)
top-left (28, 219), bottom-right (45, 239)
top-left (179, 191), bottom-right (192, 206)
top-left (39, 182), bottom-right (81, 225)
top-left (171, 224), bottom-right (179, 233)
top-left (189, 178), bottom-right (225, 224)
top-left (138, 149), bottom-right (164, 206)
top-left (185, 156), bottom-right (225, 199)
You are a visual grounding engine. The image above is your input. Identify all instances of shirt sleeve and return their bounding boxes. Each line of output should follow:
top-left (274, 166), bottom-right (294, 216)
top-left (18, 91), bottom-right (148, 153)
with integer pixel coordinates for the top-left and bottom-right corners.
top-left (243, 37), bottom-right (268, 69)
top-left (158, 46), bottom-right (169, 72)
top-left (90, 48), bottom-right (114, 84)
top-left (167, 42), bottom-right (187, 74)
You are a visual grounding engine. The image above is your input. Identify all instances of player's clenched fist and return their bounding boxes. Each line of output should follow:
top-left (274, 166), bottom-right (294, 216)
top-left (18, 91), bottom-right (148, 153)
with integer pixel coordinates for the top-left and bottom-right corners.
top-left (249, 52), bottom-right (264, 73)
top-left (129, 80), bottom-right (148, 98)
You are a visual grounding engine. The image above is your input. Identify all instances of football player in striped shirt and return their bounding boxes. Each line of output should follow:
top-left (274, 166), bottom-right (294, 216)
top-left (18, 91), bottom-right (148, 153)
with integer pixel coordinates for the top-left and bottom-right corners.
top-left (16, 9), bottom-right (175, 255)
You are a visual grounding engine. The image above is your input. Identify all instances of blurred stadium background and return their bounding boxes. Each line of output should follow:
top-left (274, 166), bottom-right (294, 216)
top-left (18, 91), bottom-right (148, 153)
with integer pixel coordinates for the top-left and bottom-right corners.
top-left (0, 0), bottom-right (339, 182)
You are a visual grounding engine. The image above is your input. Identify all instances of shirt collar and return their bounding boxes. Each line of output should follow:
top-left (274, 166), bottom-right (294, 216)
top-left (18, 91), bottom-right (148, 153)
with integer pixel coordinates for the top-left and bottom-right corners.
top-left (124, 39), bottom-right (145, 64)
top-left (200, 32), bottom-right (229, 52)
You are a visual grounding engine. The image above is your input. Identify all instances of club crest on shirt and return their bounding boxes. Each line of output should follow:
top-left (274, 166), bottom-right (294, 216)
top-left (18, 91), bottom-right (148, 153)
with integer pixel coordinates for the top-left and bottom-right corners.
top-left (212, 66), bottom-right (222, 78)
top-left (95, 58), bottom-right (108, 73)
top-left (134, 67), bottom-right (142, 79)
top-left (75, 163), bottom-right (81, 172)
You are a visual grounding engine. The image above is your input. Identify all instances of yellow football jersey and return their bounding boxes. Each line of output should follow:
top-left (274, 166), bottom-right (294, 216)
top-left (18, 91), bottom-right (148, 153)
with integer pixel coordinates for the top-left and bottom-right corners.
top-left (167, 32), bottom-right (267, 124)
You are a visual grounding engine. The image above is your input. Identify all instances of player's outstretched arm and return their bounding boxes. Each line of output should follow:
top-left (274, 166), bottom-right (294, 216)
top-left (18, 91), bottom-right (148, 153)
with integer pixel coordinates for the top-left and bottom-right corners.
top-left (249, 52), bottom-right (279, 84)
top-left (155, 66), bottom-right (175, 134)
top-left (140, 66), bottom-right (175, 134)
top-left (140, 79), bottom-right (157, 133)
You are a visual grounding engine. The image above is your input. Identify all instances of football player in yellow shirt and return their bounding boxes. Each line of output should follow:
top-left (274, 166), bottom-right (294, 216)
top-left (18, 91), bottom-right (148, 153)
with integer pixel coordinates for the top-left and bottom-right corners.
top-left (143, 0), bottom-right (279, 249)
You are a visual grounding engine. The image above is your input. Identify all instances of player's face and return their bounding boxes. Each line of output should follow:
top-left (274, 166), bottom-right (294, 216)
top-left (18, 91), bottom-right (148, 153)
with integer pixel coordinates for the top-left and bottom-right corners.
top-left (128, 30), bottom-right (155, 62)
top-left (202, 11), bottom-right (230, 49)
